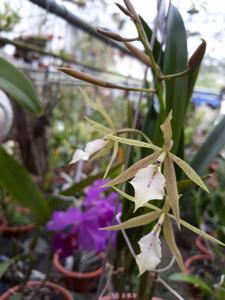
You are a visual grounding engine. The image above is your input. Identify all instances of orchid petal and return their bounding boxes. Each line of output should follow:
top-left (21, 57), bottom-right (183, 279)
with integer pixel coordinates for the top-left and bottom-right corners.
top-left (130, 165), bottom-right (165, 210)
top-left (136, 230), bottom-right (162, 275)
top-left (85, 139), bottom-right (107, 155)
top-left (70, 139), bottom-right (107, 164)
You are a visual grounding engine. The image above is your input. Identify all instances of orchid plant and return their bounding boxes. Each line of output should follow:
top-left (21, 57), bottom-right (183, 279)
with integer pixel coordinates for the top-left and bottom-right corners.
top-left (57, 0), bottom-right (225, 298)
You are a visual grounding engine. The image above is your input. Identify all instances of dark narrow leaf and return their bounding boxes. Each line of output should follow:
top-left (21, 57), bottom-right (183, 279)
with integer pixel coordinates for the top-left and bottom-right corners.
top-left (169, 273), bottom-right (212, 295)
top-left (62, 163), bottom-right (122, 196)
top-left (0, 57), bottom-right (42, 115)
top-left (0, 146), bottom-right (50, 225)
top-left (191, 116), bottom-right (225, 175)
top-left (162, 5), bottom-right (188, 153)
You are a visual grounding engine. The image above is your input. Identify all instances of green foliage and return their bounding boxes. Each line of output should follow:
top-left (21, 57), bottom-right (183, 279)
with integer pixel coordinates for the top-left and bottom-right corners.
top-left (191, 116), bottom-right (225, 175)
top-left (0, 2), bottom-right (20, 32)
top-left (142, 5), bottom-right (200, 159)
top-left (169, 272), bottom-right (213, 296)
top-left (0, 57), bottom-right (42, 115)
top-left (0, 257), bottom-right (17, 280)
top-left (62, 162), bottom-right (122, 196)
top-left (0, 146), bottom-right (50, 225)
top-left (140, 16), bottom-right (163, 67)
top-left (163, 5), bottom-right (188, 154)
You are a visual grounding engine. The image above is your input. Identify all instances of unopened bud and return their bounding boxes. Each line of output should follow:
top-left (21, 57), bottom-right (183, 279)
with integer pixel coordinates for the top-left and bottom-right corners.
top-left (97, 27), bottom-right (137, 42)
top-left (188, 39), bottom-right (206, 71)
top-left (123, 0), bottom-right (139, 21)
top-left (59, 67), bottom-right (155, 93)
top-left (116, 3), bottom-right (131, 17)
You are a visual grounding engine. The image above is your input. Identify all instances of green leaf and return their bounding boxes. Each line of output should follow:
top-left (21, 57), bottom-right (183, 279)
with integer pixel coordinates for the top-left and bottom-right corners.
top-left (103, 151), bottom-right (160, 187)
top-left (9, 295), bottom-right (21, 300)
top-left (62, 163), bottom-right (122, 196)
top-left (169, 273), bottom-right (212, 295)
top-left (101, 210), bottom-right (161, 231)
top-left (177, 176), bottom-right (208, 193)
top-left (140, 16), bottom-right (163, 66)
top-left (0, 257), bottom-right (17, 279)
top-left (0, 57), bottom-right (42, 115)
top-left (163, 216), bottom-right (184, 271)
top-left (170, 152), bottom-right (209, 192)
top-left (106, 134), bottom-right (161, 152)
top-left (162, 5), bottom-right (188, 153)
top-left (191, 116), bottom-right (225, 175)
top-left (142, 99), bottom-right (158, 144)
top-left (0, 146), bottom-right (50, 225)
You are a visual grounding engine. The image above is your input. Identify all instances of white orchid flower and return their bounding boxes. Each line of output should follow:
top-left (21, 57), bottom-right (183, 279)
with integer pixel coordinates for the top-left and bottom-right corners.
top-left (136, 230), bottom-right (162, 275)
top-left (70, 138), bottom-right (107, 164)
top-left (129, 152), bottom-right (166, 210)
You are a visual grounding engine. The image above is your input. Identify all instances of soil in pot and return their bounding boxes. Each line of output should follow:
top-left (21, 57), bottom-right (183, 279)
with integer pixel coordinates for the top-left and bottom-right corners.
top-left (3, 208), bottom-right (34, 238)
top-left (100, 293), bottom-right (163, 300)
top-left (0, 281), bottom-right (73, 300)
top-left (0, 218), bottom-right (7, 235)
top-left (53, 251), bottom-right (104, 293)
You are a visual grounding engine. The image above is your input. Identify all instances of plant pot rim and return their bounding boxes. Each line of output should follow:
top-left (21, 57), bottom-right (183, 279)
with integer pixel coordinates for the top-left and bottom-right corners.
top-left (0, 280), bottom-right (73, 300)
top-left (0, 217), bottom-right (7, 231)
top-left (195, 236), bottom-right (213, 257)
top-left (99, 293), bottom-right (163, 300)
top-left (3, 207), bottom-right (34, 234)
top-left (53, 251), bottom-right (105, 279)
top-left (184, 254), bottom-right (212, 273)
top-left (99, 293), bottom-right (136, 300)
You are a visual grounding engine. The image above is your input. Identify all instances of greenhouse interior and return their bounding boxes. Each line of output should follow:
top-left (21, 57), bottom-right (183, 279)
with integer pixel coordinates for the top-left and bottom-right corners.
top-left (0, 0), bottom-right (225, 299)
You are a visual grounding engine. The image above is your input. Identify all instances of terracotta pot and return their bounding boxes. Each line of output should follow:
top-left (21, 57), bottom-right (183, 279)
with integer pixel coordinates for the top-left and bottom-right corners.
top-left (0, 217), bottom-right (7, 235)
top-left (3, 208), bottom-right (34, 238)
top-left (184, 254), bottom-right (212, 299)
top-left (195, 236), bottom-right (213, 257)
top-left (53, 251), bottom-right (104, 293)
top-left (0, 281), bottom-right (73, 300)
top-left (100, 293), bottom-right (163, 300)
top-left (99, 294), bottom-right (136, 300)
top-left (184, 254), bottom-right (212, 273)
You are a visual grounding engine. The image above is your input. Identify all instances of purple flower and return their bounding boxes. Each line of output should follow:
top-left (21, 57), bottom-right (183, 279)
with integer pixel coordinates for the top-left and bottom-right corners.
top-left (77, 208), bottom-right (108, 252)
top-left (84, 179), bottom-right (108, 207)
top-left (52, 232), bottom-right (77, 258)
top-left (47, 179), bottom-right (121, 257)
top-left (47, 207), bottom-right (81, 232)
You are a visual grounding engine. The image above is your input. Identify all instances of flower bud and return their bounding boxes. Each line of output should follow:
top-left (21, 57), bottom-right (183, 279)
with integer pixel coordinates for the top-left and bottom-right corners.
top-left (188, 39), bottom-right (206, 71)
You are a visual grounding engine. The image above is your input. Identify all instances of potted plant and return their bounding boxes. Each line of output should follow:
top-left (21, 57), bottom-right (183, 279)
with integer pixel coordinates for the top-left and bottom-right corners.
top-left (170, 238), bottom-right (225, 299)
top-left (0, 189), bottom-right (34, 237)
top-left (0, 281), bottom-right (73, 300)
top-left (47, 179), bottom-right (120, 293)
top-left (100, 294), bottom-right (163, 300)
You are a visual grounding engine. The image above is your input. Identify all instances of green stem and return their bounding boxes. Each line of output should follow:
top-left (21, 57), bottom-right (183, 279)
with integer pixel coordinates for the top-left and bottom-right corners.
top-left (135, 19), bottom-right (166, 121)
top-left (116, 128), bottom-right (152, 143)
top-left (159, 67), bottom-right (190, 80)
top-left (20, 228), bottom-right (40, 297)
